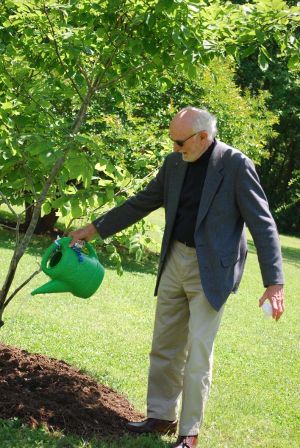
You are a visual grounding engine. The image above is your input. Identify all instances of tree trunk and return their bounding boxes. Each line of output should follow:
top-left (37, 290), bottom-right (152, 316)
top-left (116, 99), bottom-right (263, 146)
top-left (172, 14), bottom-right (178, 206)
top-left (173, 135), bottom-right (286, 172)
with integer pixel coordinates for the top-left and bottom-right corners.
top-left (22, 202), bottom-right (59, 235)
top-left (36, 209), bottom-right (59, 234)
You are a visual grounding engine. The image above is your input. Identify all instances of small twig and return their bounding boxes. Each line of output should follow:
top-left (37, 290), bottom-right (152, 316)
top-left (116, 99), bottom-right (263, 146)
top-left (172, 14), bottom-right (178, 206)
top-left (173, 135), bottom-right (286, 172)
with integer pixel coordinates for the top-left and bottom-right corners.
top-left (78, 63), bottom-right (93, 90)
top-left (100, 62), bottom-right (147, 89)
top-left (20, 159), bottom-right (38, 202)
top-left (15, 218), bottom-right (21, 246)
top-left (0, 190), bottom-right (19, 218)
top-left (93, 45), bottom-right (121, 91)
top-left (20, 201), bottom-right (35, 217)
top-left (0, 223), bottom-right (17, 231)
top-left (64, 216), bottom-right (86, 231)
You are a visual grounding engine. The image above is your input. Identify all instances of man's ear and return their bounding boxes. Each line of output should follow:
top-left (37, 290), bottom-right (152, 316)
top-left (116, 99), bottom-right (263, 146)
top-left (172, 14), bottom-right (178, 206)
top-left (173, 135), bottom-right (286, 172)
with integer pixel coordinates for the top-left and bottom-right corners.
top-left (199, 130), bottom-right (208, 140)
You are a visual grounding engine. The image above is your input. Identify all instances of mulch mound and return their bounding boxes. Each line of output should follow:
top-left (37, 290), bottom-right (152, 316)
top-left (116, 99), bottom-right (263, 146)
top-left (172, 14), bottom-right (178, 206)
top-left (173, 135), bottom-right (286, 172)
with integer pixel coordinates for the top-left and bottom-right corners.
top-left (0, 343), bottom-right (144, 440)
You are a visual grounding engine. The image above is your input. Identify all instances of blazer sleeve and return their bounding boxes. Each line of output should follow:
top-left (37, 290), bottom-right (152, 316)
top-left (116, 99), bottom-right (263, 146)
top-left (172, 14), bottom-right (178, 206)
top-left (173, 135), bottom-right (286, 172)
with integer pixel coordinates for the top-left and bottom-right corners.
top-left (93, 158), bottom-right (166, 239)
top-left (235, 157), bottom-right (284, 286)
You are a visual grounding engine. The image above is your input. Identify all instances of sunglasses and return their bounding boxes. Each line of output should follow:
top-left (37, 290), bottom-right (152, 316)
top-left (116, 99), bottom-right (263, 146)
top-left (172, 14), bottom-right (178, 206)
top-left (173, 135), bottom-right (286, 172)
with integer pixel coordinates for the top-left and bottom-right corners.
top-left (169, 131), bottom-right (201, 147)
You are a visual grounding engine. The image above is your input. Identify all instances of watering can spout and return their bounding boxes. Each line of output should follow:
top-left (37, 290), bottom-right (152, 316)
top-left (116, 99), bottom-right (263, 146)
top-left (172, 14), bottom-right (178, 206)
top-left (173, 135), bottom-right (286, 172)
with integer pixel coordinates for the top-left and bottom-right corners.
top-left (31, 279), bottom-right (70, 296)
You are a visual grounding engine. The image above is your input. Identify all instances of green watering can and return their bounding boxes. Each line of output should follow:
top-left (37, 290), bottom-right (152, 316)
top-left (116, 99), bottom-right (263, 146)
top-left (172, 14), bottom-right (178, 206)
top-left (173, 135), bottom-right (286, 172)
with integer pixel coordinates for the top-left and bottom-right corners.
top-left (31, 237), bottom-right (105, 298)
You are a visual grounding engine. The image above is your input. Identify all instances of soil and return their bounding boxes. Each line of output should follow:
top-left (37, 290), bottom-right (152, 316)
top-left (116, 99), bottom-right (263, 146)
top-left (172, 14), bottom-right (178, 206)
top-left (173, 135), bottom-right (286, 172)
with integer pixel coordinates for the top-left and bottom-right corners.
top-left (0, 343), bottom-right (144, 440)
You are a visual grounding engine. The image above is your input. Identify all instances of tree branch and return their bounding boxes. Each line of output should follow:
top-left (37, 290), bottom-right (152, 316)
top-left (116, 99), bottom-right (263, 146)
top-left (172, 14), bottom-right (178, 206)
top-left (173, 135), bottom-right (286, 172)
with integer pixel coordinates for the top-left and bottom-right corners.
top-left (78, 63), bottom-right (93, 90)
top-left (43, 5), bottom-right (85, 102)
top-left (0, 223), bottom-right (17, 231)
top-left (92, 167), bottom-right (158, 214)
top-left (0, 190), bottom-right (18, 218)
top-left (100, 62), bottom-right (148, 89)
top-left (93, 45), bottom-right (121, 91)
top-left (3, 268), bottom-right (42, 310)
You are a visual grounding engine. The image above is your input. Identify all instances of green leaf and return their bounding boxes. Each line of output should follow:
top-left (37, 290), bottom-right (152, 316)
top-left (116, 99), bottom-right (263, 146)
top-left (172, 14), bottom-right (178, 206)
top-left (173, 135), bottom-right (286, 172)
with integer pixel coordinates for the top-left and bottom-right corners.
top-left (241, 44), bottom-right (257, 58)
top-left (88, 196), bottom-right (95, 207)
top-left (117, 265), bottom-right (123, 276)
top-left (225, 45), bottom-right (236, 56)
top-left (105, 245), bottom-right (115, 254)
top-left (26, 139), bottom-right (53, 156)
top-left (126, 74), bottom-right (138, 88)
top-left (188, 4), bottom-right (199, 13)
top-left (145, 13), bottom-right (156, 28)
top-left (71, 204), bottom-right (83, 219)
top-left (38, 151), bottom-right (57, 166)
top-left (115, 196), bottom-right (126, 206)
top-left (52, 196), bottom-right (68, 208)
top-left (156, 0), bottom-right (174, 13)
top-left (135, 247), bottom-right (143, 262)
top-left (258, 51), bottom-right (269, 71)
top-left (41, 202), bottom-right (52, 216)
top-left (129, 243), bottom-right (140, 254)
top-left (66, 157), bottom-right (84, 178)
top-left (184, 62), bottom-right (197, 79)
top-left (287, 54), bottom-right (299, 70)
top-left (255, 29), bottom-right (265, 44)
top-left (105, 187), bottom-right (114, 201)
top-left (203, 40), bottom-right (214, 50)
top-left (1, 101), bottom-right (13, 110)
top-left (109, 252), bottom-right (121, 264)
top-left (260, 45), bottom-right (272, 61)
top-left (172, 31), bottom-right (182, 45)
top-left (130, 40), bottom-right (144, 55)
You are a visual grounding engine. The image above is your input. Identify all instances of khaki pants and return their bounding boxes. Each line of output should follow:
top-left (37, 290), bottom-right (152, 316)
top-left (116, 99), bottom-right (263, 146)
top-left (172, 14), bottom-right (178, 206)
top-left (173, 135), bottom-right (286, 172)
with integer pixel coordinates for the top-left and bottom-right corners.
top-left (147, 241), bottom-right (225, 436)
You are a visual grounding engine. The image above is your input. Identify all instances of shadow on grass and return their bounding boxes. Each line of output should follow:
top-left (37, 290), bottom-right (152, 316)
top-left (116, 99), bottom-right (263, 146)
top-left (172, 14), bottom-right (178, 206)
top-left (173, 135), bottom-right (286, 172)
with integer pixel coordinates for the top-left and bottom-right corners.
top-left (2, 228), bottom-right (298, 279)
top-left (0, 228), bottom-right (51, 256)
top-left (0, 419), bottom-right (172, 447)
top-left (247, 239), bottom-right (300, 268)
top-left (103, 252), bottom-right (158, 276)
top-left (0, 227), bottom-right (159, 276)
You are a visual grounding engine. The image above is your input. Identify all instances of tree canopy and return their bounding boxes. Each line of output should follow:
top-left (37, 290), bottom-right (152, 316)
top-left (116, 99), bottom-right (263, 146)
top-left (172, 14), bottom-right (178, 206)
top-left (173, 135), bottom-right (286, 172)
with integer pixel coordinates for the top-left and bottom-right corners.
top-left (1, 0), bottom-right (299, 221)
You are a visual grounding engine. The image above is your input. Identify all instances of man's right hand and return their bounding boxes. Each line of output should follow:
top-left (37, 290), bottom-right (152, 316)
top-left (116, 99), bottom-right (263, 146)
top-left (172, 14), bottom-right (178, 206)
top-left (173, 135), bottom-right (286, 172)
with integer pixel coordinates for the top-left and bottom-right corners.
top-left (68, 223), bottom-right (97, 246)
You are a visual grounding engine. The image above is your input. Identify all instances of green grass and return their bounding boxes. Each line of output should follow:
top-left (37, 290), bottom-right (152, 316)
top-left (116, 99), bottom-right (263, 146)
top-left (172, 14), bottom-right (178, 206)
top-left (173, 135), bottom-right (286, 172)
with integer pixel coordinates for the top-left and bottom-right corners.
top-left (0, 210), bottom-right (299, 447)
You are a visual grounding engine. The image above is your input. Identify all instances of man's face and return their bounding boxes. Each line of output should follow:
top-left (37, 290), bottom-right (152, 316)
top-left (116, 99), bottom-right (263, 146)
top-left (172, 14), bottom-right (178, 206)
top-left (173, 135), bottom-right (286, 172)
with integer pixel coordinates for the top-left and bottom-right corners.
top-left (169, 119), bottom-right (209, 162)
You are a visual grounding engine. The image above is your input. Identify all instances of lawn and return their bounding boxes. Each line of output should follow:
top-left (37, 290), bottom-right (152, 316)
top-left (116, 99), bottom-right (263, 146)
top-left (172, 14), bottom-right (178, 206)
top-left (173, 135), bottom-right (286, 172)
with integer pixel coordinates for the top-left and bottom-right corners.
top-left (0, 208), bottom-right (299, 447)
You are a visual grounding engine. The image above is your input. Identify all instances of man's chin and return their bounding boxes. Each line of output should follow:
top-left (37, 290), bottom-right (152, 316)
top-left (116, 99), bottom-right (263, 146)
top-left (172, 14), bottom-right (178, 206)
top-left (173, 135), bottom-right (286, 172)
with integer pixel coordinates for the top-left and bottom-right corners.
top-left (181, 154), bottom-right (193, 162)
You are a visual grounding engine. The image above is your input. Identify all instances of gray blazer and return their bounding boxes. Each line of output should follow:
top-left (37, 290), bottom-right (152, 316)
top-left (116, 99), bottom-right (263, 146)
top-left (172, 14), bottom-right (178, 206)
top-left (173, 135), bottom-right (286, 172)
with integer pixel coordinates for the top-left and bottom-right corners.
top-left (93, 140), bottom-right (284, 311)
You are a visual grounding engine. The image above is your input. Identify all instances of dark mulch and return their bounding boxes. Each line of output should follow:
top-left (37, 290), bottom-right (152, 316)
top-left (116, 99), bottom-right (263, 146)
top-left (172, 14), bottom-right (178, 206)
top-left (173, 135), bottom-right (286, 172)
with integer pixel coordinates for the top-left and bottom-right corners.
top-left (0, 343), bottom-right (144, 440)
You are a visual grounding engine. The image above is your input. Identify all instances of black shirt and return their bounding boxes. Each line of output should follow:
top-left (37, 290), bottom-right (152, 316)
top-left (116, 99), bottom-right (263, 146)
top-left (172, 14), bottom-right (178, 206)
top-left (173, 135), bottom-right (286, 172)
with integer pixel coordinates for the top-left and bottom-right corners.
top-left (172, 139), bottom-right (216, 247)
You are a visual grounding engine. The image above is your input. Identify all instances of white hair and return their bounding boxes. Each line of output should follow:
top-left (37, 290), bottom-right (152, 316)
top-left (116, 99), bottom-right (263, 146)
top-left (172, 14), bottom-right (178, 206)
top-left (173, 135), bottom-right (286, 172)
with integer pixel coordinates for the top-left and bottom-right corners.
top-left (181, 106), bottom-right (218, 139)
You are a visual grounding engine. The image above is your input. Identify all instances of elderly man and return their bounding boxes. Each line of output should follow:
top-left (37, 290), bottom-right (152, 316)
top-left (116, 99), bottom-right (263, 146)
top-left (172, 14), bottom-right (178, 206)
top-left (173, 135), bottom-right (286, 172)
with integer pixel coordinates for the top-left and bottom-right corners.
top-left (69, 107), bottom-right (284, 448)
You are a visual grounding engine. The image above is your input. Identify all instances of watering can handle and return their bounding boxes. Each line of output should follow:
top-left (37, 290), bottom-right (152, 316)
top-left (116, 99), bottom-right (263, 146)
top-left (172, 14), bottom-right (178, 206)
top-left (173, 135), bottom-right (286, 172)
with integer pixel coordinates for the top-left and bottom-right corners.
top-left (41, 237), bottom-right (98, 273)
top-left (41, 240), bottom-right (62, 275)
top-left (41, 236), bottom-right (72, 274)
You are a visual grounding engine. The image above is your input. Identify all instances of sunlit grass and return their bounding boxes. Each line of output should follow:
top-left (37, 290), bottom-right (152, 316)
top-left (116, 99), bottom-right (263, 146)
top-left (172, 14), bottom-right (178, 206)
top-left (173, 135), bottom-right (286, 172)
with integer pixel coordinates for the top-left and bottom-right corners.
top-left (0, 210), bottom-right (299, 447)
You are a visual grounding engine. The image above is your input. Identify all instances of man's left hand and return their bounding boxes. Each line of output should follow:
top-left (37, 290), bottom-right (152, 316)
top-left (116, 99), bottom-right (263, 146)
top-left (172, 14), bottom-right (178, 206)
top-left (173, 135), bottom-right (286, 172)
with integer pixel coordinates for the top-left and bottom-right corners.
top-left (259, 285), bottom-right (285, 321)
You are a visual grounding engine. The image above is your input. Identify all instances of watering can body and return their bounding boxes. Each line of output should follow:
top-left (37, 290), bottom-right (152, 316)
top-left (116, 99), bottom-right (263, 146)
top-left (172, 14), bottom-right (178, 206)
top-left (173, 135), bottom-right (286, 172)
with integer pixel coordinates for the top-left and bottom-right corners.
top-left (31, 237), bottom-right (104, 298)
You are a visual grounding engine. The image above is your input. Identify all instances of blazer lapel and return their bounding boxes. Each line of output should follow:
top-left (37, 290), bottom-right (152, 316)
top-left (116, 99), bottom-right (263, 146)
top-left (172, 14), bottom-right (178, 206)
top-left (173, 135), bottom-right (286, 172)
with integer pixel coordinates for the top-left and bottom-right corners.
top-left (195, 140), bottom-right (225, 231)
